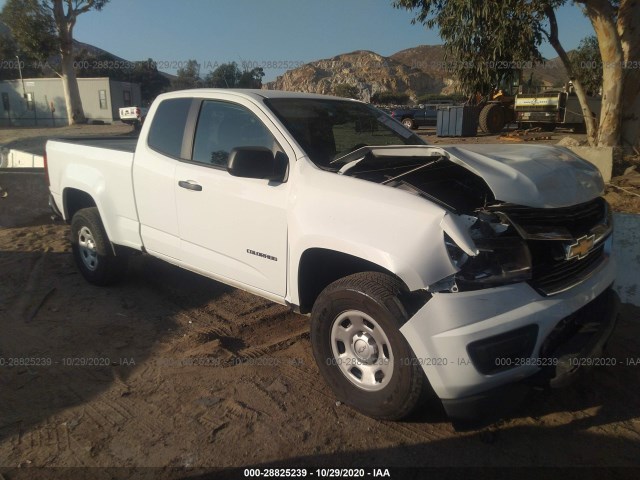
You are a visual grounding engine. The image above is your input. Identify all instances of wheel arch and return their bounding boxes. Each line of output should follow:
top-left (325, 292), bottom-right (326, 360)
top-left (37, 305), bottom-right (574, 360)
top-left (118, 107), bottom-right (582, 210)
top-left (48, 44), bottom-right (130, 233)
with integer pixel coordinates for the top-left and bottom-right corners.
top-left (63, 190), bottom-right (126, 256)
top-left (296, 248), bottom-right (411, 314)
top-left (63, 187), bottom-right (97, 223)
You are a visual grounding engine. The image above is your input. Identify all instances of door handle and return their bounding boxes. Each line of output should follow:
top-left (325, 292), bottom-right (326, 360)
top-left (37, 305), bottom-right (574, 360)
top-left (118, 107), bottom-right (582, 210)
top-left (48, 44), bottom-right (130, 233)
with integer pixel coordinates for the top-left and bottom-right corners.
top-left (178, 180), bottom-right (202, 191)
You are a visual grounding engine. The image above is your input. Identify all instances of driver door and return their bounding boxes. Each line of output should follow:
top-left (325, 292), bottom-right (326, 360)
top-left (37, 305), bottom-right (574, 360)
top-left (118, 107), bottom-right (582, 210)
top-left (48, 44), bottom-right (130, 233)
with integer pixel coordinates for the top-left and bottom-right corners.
top-left (174, 99), bottom-right (289, 297)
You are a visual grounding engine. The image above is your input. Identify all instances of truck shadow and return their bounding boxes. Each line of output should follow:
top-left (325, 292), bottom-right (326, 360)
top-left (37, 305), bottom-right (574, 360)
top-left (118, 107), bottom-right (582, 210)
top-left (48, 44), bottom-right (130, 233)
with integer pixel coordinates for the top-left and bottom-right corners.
top-left (0, 244), bottom-right (231, 444)
top-left (182, 423), bottom-right (640, 478)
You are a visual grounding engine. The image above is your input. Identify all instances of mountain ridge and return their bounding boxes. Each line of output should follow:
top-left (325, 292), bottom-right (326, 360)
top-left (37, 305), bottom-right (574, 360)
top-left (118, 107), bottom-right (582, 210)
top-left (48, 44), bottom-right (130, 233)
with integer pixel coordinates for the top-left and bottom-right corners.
top-left (266, 45), bottom-right (569, 100)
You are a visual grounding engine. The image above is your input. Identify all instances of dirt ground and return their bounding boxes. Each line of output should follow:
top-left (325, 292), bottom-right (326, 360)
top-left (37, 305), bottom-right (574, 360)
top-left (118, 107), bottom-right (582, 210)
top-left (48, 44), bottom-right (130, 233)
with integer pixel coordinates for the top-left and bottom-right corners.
top-left (1, 124), bottom-right (640, 478)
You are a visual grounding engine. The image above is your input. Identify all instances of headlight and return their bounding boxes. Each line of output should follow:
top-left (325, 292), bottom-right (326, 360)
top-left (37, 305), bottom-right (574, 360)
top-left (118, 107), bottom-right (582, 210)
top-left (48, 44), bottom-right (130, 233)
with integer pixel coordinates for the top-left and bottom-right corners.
top-left (444, 215), bottom-right (532, 290)
top-left (444, 233), bottom-right (469, 268)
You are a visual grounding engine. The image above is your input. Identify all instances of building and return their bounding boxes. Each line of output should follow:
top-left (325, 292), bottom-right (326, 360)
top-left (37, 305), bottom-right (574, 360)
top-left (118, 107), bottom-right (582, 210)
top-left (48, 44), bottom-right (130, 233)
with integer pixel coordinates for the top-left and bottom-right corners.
top-left (0, 77), bottom-right (142, 127)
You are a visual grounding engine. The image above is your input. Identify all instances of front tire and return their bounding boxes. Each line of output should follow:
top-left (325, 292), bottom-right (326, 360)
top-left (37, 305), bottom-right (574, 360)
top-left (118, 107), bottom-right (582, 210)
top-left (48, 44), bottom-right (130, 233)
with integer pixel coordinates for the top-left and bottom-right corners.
top-left (310, 272), bottom-right (430, 420)
top-left (71, 207), bottom-right (127, 286)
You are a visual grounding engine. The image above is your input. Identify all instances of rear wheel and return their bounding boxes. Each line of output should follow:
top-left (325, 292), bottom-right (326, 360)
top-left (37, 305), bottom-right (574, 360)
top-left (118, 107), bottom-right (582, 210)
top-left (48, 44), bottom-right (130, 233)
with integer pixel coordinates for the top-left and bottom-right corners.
top-left (310, 272), bottom-right (430, 420)
top-left (479, 103), bottom-right (506, 134)
top-left (71, 207), bottom-right (127, 286)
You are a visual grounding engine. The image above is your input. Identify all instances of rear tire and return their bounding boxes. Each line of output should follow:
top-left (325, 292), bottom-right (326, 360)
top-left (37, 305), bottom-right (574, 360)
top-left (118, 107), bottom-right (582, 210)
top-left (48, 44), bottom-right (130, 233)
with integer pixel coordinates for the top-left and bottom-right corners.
top-left (71, 207), bottom-right (127, 286)
top-left (401, 118), bottom-right (415, 130)
top-left (310, 272), bottom-right (430, 420)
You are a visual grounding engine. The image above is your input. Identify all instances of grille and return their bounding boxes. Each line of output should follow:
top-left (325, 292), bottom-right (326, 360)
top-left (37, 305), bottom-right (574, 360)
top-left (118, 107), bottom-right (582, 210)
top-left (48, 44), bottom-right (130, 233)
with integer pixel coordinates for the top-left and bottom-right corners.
top-left (493, 197), bottom-right (608, 296)
top-left (498, 197), bottom-right (605, 237)
top-left (529, 244), bottom-right (605, 295)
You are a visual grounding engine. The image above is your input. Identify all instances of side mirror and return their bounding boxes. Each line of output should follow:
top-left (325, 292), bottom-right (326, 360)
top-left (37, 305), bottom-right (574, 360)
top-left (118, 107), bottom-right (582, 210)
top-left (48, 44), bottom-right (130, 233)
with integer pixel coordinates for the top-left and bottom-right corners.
top-left (227, 147), bottom-right (287, 182)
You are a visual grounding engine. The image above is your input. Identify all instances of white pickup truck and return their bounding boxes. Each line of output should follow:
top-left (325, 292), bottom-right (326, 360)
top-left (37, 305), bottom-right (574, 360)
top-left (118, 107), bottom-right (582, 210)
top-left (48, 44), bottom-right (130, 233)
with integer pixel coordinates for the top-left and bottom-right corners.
top-left (119, 106), bottom-right (148, 129)
top-left (46, 89), bottom-right (619, 422)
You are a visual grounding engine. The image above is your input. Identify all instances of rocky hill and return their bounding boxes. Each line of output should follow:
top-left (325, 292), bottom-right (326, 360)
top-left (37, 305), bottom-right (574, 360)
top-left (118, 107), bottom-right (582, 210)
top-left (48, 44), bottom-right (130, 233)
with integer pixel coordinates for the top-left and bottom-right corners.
top-left (265, 50), bottom-right (445, 101)
top-left (266, 45), bottom-right (570, 100)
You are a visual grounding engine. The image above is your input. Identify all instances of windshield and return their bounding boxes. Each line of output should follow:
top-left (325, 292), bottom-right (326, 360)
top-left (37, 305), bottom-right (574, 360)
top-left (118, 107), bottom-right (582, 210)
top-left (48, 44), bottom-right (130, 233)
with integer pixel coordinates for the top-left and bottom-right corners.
top-left (264, 98), bottom-right (426, 169)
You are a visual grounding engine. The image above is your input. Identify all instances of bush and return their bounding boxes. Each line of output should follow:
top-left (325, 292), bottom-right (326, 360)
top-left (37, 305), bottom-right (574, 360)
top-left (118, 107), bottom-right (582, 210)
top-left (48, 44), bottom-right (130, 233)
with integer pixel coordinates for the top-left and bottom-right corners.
top-left (371, 92), bottom-right (410, 105)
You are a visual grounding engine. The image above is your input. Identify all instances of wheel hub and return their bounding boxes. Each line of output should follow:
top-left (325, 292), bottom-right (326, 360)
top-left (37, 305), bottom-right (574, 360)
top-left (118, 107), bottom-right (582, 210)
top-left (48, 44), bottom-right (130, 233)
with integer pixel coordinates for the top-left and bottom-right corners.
top-left (352, 333), bottom-right (378, 363)
top-left (330, 310), bottom-right (394, 392)
top-left (78, 226), bottom-right (98, 271)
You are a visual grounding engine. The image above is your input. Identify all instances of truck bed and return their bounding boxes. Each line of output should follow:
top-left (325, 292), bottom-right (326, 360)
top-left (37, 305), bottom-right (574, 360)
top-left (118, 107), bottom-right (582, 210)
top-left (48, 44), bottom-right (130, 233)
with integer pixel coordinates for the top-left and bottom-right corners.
top-left (46, 136), bottom-right (142, 251)
top-left (50, 136), bottom-right (138, 153)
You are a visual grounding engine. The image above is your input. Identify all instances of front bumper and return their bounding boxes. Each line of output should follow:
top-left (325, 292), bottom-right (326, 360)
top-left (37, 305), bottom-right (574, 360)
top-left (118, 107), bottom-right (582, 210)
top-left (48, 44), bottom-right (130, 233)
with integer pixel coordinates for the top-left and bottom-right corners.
top-left (400, 251), bottom-right (617, 419)
top-left (440, 287), bottom-right (619, 422)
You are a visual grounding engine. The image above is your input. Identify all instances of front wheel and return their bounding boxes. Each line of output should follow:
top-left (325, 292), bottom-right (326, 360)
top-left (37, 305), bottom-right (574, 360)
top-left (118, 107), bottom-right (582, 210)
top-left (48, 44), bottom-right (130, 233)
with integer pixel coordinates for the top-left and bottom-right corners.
top-left (310, 272), bottom-right (430, 420)
top-left (71, 207), bottom-right (127, 286)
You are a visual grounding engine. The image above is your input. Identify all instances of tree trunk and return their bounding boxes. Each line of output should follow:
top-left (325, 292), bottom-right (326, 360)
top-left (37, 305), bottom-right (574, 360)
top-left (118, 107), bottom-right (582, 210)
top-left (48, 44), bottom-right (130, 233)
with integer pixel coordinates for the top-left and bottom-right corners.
top-left (60, 46), bottom-right (85, 125)
top-left (543, 6), bottom-right (598, 146)
top-left (618, 0), bottom-right (640, 150)
top-left (52, 0), bottom-right (85, 126)
top-left (583, 0), bottom-right (624, 147)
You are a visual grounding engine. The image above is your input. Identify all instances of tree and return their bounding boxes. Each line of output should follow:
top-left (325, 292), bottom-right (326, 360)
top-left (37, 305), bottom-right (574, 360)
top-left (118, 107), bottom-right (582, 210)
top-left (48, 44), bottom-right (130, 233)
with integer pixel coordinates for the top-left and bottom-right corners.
top-left (1, 0), bottom-right (57, 81)
top-left (50, 0), bottom-right (110, 124)
top-left (395, 1), bottom-right (544, 98)
top-left (571, 36), bottom-right (602, 97)
top-left (203, 62), bottom-right (265, 88)
top-left (0, 0), bottom-right (58, 62)
top-left (1, 0), bottom-right (110, 125)
top-left (394, 0), bottom-right (640, 149)
top-left (333, 83), bottom-right (360, 98)
top-left (204, 62), bottom-right (240, 88)
top-left (171, 59), bottom-right (202, 90)
top-left (238, 67), bottom-right (264, 88)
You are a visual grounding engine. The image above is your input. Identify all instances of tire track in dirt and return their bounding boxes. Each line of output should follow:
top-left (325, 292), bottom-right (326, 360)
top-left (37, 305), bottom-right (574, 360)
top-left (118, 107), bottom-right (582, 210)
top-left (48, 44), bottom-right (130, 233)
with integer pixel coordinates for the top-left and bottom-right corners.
top-left (279, 355), bottom-right (455, 446)
top-left (166, 280), bottom-right (457, 447)
top-left (157, 276), bottom-right (309, 366)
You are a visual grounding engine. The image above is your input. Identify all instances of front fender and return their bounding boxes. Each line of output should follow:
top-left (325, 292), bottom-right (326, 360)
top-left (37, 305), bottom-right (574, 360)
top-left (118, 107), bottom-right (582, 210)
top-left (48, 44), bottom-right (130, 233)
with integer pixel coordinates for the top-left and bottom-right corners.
top-left (286, 159), bottom-right (458, 306)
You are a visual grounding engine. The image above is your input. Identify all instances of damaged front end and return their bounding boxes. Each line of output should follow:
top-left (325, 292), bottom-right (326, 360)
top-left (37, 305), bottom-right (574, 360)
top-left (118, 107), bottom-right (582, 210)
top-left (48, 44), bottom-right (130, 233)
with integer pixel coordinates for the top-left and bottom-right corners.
top-left (338, 145), bottom-right (612, 298)
top-left (339, 145), bottom-right (618, 421)
top-left (437, 196), bottom-right (613, 297)
top-left (438, 210), bottom-right (532, 293)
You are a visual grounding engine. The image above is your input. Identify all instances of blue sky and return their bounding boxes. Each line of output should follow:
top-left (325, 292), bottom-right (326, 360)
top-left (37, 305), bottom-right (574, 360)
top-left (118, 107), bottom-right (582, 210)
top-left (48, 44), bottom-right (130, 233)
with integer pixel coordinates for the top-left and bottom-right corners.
top-left (1, 0), bottom-right (594, 81)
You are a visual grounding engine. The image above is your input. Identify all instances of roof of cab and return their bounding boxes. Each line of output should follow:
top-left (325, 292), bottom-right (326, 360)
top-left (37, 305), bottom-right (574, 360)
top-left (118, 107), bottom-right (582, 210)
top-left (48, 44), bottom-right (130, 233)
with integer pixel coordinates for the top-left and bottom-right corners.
top-left (156, 88), bottom-right (359, 103)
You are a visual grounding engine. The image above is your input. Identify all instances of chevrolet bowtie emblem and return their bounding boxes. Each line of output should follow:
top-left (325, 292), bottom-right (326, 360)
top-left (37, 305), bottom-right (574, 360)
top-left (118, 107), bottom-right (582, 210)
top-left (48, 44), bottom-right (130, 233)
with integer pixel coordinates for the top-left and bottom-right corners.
top-left (566, 234), bottom-right (595, 260)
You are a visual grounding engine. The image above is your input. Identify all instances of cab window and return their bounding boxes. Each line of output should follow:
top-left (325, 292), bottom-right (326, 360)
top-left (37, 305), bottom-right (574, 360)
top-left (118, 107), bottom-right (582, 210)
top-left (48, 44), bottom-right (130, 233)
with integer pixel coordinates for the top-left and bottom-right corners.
top-left (192, 101), bottom-right (279, 168)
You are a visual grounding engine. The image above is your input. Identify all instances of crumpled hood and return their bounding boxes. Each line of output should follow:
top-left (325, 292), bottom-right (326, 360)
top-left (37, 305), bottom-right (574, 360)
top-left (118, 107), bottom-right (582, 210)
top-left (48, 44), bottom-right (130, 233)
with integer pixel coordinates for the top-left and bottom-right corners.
top-left (437, 144), bottom-right (604, 208)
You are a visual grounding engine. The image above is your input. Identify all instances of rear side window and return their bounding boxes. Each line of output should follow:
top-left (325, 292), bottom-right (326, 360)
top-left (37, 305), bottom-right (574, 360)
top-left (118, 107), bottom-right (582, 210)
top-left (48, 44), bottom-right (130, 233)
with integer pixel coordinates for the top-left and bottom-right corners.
top-left (147, 98), bottom-right (193, 158)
